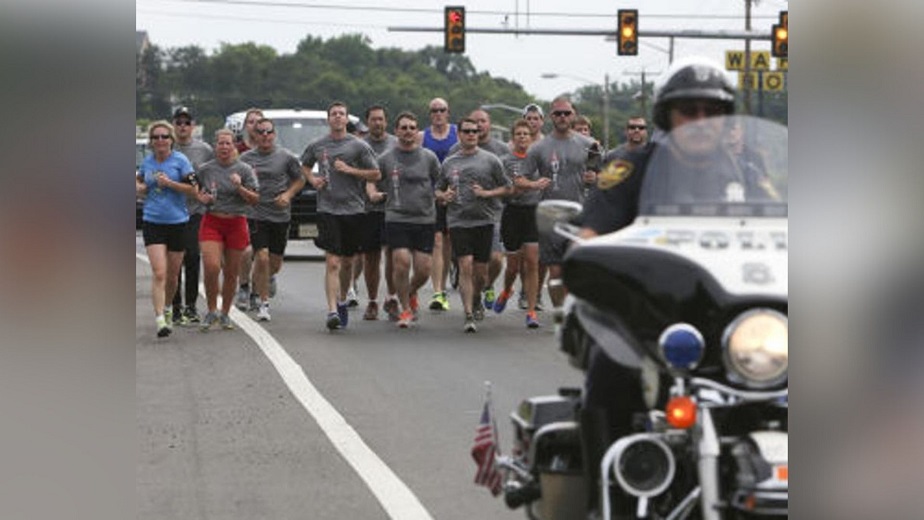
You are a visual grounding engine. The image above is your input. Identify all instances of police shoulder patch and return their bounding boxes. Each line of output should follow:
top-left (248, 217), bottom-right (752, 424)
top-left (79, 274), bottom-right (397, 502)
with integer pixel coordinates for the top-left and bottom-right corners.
top-left (597, 159), bottom-right (634, 190)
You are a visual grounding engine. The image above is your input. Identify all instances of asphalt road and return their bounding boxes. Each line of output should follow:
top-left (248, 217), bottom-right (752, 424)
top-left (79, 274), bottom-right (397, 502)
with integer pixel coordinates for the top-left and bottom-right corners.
top-left (137, 237), bottom-right (583, 520)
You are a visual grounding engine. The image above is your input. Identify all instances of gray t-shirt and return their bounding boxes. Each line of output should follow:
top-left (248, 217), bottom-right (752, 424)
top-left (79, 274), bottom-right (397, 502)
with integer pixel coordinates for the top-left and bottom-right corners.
top-left (300, 134), bottom-right (379, 215)
top-left (240, 146), bottom-right (304, 223)
top-left (437, 148), bottom-right (511, 228)
top-left (197, 159), bottom-right (258, 216)
top-left (521, 132), bottom-right (595, 203)
top-left (364, 133), bottom-right (398, 212)
top-left (377, 147), bottom-right (441, 225)
top-left (504, 151), bottom-right (541, 206)
top-left (175, 140), bottom-right (214, 215)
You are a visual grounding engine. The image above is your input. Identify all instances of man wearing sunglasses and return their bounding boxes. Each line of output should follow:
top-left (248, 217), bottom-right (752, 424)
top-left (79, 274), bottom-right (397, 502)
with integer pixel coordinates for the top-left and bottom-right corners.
top-left (581, 57), bottom-right (736, 239)
top-left (169, 106), bottom-right (214, 326)
top-left (435, 118), bottom-right (512, 333)
top-left (609, 115), bottom-right (649, 158)
top-left (517, 96), bottom-right (597, 310)
top-left (239, 118), bottom-right (305, 322)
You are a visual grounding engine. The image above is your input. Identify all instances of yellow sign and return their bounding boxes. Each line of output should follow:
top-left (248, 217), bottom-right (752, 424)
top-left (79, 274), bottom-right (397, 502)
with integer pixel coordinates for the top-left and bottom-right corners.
top-left (738, 71), bottom-right (787, 91)
top-left (777, 58), bottom-right (788, 71)
top-left (726, 50), bottom-right (773, 71)
top-left (763, 72), bottom-right (785, 91)
top-left (738, 72), bottom-right (757, 90)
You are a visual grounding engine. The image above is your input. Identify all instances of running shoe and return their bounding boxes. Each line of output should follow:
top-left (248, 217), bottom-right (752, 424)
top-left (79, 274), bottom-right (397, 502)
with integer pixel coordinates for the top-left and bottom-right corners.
top-left (326, 312), bottom-right (341, 330)
top-left (171, 306), bottom-right (187, 326)
top-left (463, 314), bottom-right (477, 333)
top-left (363, 301), bottom-right (379, 320)
top-left (493, 289), bottom-right (511, 314)
top-left (257, 302), bottom-right (271, 322)
top-left (482, 287), bottom-right (496, 309)
top-left (219, 313), bottom-right (234, 330)
top-left (184, 305), bottom-right (201, 324)
top-left (409, 293), bottom-right (420, 321)
top-left (397, 310), bottom-right (413, 329)
top-left (383, 298), bottom-right (400, 321)
top-left (535, 294), bottom-right (544, 312)
top-left (248, 293), bottom-right (260, 311)
top-left (156, 315), bottom-right (171, 338)
top-left (235, 287), bottom-right (250, 310)
top-left (518, 291), bottom-right (528, 310)
top-left (428, 292), bottom-right (443, 311)
top-left (472, 300), bottom-right (485, 322)
top-left (437, 291), bottom-right (450, 311)
top-left (269, 275), bottom-right (277, 298)
top-left (346, 287), bottom-right (359, 307)
top-left (525, 310), bottom-right (540, 329)
top-left (337, 302), bottom-right (349, 329)
top-left (200, 311), bottom-right (219, 332)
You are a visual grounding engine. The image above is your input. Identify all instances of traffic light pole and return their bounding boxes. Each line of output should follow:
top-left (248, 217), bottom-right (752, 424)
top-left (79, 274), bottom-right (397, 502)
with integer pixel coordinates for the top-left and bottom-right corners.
top-left (389, 26), bottom-right (773, 41)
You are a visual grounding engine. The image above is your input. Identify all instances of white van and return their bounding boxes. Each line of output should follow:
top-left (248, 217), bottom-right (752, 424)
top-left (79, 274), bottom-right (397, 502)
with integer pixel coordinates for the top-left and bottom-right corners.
top-left (223, 108), bottom-right (361, 239)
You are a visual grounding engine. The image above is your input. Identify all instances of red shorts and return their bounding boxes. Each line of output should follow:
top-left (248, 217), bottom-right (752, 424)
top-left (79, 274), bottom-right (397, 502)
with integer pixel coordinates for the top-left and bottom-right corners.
top-left (199, 213), bottom-right (250, 250)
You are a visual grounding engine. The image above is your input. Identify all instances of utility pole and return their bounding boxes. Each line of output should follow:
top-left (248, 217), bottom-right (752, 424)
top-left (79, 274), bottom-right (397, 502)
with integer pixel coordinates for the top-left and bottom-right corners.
top-left (603, 72), bottom-right (610, 149)
top-left (743, 0), bottom-right (753, 114)
top-left (624, 69), bottom-right (661, 120)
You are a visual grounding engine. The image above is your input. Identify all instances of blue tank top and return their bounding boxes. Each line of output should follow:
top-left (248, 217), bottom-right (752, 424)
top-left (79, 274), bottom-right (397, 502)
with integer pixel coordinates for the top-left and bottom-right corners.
top-left (422, 125), bottom-right (458, 163)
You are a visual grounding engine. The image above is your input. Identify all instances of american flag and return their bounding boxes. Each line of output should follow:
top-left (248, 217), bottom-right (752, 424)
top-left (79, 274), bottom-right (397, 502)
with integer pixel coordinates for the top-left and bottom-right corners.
top-left (471, 397), bottom-right (503, 496)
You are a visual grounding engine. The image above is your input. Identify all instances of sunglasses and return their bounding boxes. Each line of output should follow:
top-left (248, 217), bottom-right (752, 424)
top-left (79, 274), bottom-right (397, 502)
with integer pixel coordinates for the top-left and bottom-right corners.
top-left (627, 124), bottom-right (647, 130)
top-left (551, 110), bottom-right (573, 117)
top-left (398, 125), bottom-right (418, 131)
top-left (673, 100), bottom-right (726, 118)
top-left (150, 134), bottom-right (171, 140)
top-left (430, 107), bottom-right (448, 113)
top-left (255, 128), bottom-right (275, 135)
top-left (174, 120), bottom-right (192, 126)
top-left (460, 128), bottom-right (479, 134)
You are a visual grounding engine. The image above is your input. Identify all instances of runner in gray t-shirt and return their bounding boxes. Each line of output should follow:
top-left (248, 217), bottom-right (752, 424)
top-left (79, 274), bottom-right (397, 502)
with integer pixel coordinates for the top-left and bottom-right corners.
top-left (368, 111), bottom-right (441, 328)
top-left (239, 118), bottom-right (307, 321)
top-left (299, 102), bottom-right (381, 331)
top-left (356, 106), bottom-right (399, 321)
top-left (517, 96), bottom-right (597, 310)
top-left (435, 118), bottom-right (511, 332)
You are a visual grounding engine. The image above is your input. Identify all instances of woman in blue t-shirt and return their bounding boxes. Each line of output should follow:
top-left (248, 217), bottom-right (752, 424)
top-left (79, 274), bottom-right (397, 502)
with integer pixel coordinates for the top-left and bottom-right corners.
top-left (136, 120), bottom-right (197, 338)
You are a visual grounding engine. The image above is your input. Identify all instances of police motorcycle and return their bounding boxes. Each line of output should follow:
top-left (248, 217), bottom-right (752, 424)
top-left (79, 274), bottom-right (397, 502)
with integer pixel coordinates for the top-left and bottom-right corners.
top-left (497, 114), bottom-right (788, 519)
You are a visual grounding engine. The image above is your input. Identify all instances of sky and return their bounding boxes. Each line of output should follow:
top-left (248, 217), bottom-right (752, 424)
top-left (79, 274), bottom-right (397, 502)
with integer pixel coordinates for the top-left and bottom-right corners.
top-left (136, 0), bottom-right (788, 102)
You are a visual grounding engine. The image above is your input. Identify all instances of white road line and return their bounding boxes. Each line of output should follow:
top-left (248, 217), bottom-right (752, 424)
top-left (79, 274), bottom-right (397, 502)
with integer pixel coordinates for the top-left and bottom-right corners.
top-left (136, 252), bottom-right (433, 520)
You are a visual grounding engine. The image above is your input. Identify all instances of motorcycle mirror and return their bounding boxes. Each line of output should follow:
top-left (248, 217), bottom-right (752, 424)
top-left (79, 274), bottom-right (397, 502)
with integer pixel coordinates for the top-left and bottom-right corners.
top-left (536, 200), bottom-right (583, 237)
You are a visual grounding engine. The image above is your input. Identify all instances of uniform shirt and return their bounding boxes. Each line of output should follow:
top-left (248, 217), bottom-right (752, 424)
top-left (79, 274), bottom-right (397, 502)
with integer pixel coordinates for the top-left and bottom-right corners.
top-left (504, 151), bottom-right (540, 206)
top-left (138, 151), bottom-right (195, 224)
top-left (197, 159), bottom-right (259, 216)
top-left (240, 146), bottom-right (303, 223)
top-left (377, 147), bottom-right (441, 225)
top-left (422, 125), bottom-right (458, 163)
top-left (364, 133), bottom-right (398, 213)
top-left (437, 148), bottom-right (511, 229)
top-left (582, 146), bottom-right (651, 235)
top-left (174, 140), bottom-right (214, 215)
top-left (520, 132), bottom-right (595, 203)
top-left (300, 134), bottom-right (379, 215)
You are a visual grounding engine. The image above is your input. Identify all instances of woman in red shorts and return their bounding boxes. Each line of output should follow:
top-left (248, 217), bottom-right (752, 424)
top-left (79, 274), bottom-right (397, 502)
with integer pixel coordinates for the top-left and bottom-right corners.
top-left (195, 129), bottom-right (259, 330)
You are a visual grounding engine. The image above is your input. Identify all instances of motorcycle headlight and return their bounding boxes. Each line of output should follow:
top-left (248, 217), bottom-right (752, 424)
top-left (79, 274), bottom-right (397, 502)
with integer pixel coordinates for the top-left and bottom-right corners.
top-left (722, 309), bottom-right (788, 388)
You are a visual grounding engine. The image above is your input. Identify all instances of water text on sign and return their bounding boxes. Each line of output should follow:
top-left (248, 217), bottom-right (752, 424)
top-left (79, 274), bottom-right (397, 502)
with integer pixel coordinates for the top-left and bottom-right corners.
top-left (726, 50), bottom-right (772, 71)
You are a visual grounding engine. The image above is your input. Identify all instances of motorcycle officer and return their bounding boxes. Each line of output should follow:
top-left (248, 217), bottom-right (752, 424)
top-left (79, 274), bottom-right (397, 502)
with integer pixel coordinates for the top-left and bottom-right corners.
top-left (574, 57), bottom-right (737, 513)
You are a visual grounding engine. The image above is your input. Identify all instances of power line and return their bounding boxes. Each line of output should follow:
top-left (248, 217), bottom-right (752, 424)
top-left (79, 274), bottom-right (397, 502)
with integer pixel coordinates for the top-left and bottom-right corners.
top-left (143, 0), bottom-right (780, 20)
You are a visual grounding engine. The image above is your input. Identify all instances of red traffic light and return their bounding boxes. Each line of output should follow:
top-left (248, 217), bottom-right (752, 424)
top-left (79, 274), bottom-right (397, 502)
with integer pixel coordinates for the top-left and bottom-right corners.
top-left (444, 6), bottom-right (466, 54)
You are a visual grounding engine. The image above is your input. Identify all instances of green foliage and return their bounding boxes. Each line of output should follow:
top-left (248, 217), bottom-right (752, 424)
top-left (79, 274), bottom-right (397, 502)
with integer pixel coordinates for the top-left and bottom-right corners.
top-left (136, 33), bottom-right (787, 148)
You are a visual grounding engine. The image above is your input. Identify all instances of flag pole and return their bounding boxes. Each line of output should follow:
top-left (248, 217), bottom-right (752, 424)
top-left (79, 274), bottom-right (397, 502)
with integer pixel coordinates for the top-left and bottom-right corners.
top-left (484, 380), bottom-right (501, 456)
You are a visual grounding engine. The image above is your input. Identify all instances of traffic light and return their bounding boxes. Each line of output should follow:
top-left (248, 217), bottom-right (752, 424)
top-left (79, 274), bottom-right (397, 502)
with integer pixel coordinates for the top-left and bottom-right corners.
top-left (772, 11), bottom-right (788, 58)
top-left (617, 9), bottom-right (638, 56)
top-left (444, 6), bottom-right (465, 54)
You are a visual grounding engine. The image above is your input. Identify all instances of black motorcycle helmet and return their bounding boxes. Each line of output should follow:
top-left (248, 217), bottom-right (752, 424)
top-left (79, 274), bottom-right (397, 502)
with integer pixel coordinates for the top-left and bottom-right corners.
top-left (652, 57), bottom-right (736, 131)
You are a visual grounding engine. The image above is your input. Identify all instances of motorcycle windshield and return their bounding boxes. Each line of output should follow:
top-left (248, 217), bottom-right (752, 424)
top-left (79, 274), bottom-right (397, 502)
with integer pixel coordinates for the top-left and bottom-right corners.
top-left (639, 115), bottom-right (787, 218)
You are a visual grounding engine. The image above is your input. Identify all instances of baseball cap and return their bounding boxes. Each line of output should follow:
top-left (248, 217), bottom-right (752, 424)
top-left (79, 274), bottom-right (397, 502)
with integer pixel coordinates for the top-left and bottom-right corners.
top-left (172, 106), bottom-right (193, 120)
top-left (523, 103), bottom-right (544, 118)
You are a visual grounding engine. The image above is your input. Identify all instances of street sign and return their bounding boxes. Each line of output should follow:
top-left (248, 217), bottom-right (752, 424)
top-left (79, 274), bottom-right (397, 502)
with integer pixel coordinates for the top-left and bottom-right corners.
top-left (738, 71), bottom-right (786, 91)
top-left (726, 50), bottom-right (772, 71)
top-left (777, 57), bottom-right (788, 71)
